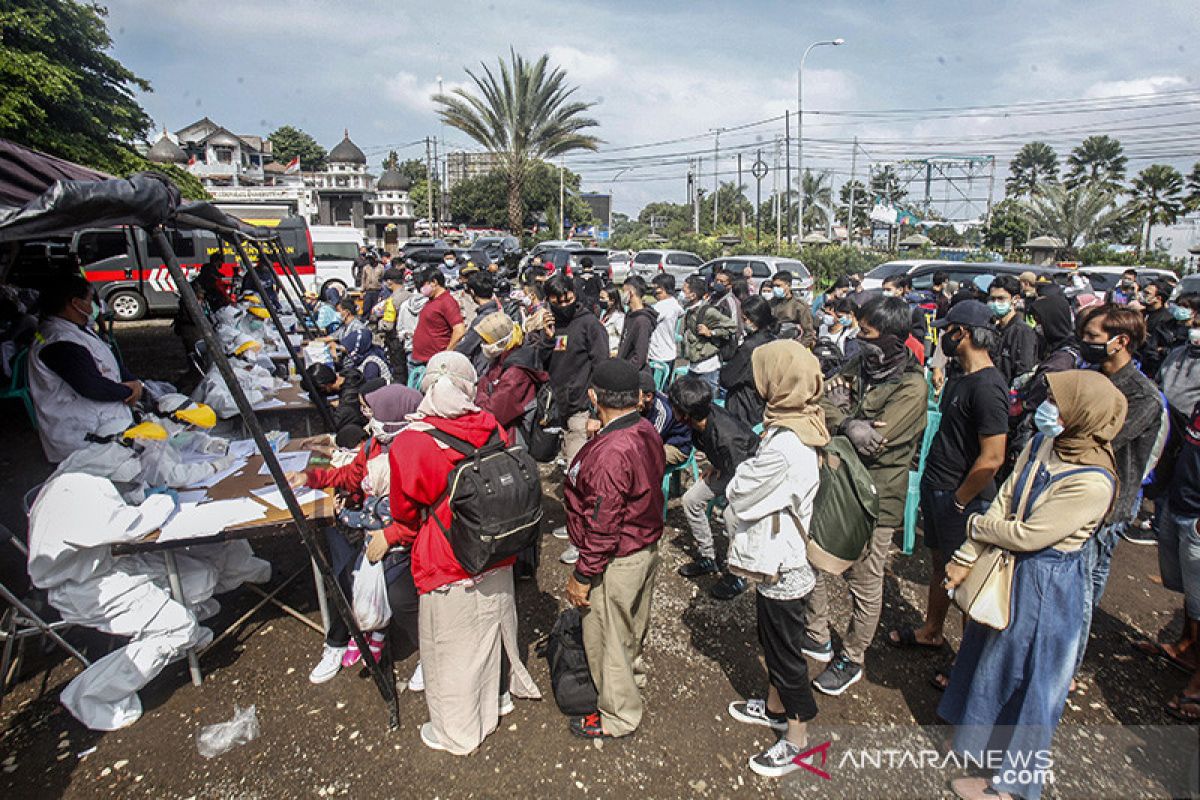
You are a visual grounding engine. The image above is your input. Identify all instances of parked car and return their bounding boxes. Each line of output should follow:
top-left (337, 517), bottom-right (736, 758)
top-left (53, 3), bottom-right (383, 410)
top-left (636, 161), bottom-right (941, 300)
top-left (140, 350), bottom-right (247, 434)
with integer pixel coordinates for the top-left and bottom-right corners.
top-left (861, 259), bottom-right (963, 290)
top-left (398, 239), bottom-right (445, 259)
top-left (862, 259), bottom-right (1067, 295)
top-left (1173, 274), bottom-right (1200, 300)
top-left (308, 224), bottom-right (364, 295)
top-left (629, 249), bottom-right (704, 282)
top-left (695, 255), bottom-right (813, 300)
top-left (1080, 265), bottom-right (1178, 295)
top-left (518, 239), bottom-right (584, 271)
top-left (609, 250), bottom-right (633, 283)
top-left (464, 235), bottom-right (523, 273)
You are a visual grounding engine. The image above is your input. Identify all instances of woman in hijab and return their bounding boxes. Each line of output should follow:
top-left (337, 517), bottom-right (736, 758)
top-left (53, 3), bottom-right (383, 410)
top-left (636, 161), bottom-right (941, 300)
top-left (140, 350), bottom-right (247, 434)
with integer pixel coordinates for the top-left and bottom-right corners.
top-left (384, 351), bottom-right (540, 755)
top-left (722, 340), bottom-right (829, 779)
top-left (940, 370), bottom-right (1125, 800)
top-left (288, 384), bottom-right (422, 685)
top-left (340, 327), bottom-right (392, 384)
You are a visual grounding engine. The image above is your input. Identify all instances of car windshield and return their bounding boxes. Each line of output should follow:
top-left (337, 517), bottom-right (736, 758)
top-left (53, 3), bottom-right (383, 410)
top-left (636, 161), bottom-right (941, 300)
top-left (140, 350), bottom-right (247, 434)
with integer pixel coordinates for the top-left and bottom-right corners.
top-left (313, 241), bottom-right (359, 261)
top-left (866, 261), bottom-right (918, 280)
top-left (634, 252), bottom-right (660, 264)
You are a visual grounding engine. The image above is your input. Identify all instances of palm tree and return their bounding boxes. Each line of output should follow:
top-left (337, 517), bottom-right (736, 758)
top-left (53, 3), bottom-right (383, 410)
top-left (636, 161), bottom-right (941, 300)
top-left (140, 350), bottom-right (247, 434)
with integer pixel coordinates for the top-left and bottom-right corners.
top-left (1130, 164), bottom-right (1186, 254)
top-left (433, 51), bottom-right (601, 234)
top-left (1006, 141), bottom-right (1059, 198)
top-left (1186, 161), bottom-right (1200, 212)
top-left (869, 165), bottom-right (906, 204)
top-left (1065, 135), bottom-right (1127, 192)
top-left (797, 169), bottom-right (832, 232)
top-left (1019, 182), bottom-right (1128, 249)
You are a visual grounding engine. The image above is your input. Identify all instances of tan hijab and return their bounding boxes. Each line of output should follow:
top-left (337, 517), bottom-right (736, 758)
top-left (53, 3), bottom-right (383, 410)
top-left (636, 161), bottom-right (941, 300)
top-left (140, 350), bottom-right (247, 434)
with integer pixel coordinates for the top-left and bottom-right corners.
top-left (411, 351), bottom-right (479, 420)
top-left (752, 339), bottom-right (830, 448)
top-left (1045, 370), bottom-right (1126, 477)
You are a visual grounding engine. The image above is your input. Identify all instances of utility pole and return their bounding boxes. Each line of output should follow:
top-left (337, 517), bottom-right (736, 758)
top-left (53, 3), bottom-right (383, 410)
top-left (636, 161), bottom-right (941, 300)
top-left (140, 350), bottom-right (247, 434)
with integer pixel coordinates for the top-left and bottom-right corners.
top-left (737, 152), bottom-right (744, 237)
top-left (711, 128), bottom-right (723, 231)
top-left (425, 137), bottom-right (434, 236)
top-left (695, 156), bottom-right (703, 233)
top-left (558, 158), bottom-right (565, 239)
top-left (847, 136), bottom-right (858, 247)
top-left (784, 111), bottom-right (792, 243)
top-left (773, 137), bottom-right (781, 246)
top-left (431, 137), bottom-right (440, 238)
top-left (798, 38), bottom-right (846, 243)
top-left (825, 168), bottom-right (834, 242)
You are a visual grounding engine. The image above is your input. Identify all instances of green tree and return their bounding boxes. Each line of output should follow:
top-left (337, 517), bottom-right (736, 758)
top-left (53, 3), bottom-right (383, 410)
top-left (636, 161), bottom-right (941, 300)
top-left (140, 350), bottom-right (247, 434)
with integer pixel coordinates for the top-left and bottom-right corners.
top-left (268, 125), bottom-right (326, 171)
top-left (449, 162), bottom-right (592, 229)
top-left (796, 169), bottom-right (832, 233)
top-left (1019, 182), bottom-right (1127, 250)
top-left (983, 198), bottom-right (1030, 251)
top-left (1006, 141), bottom-right (1059, 198)
top-left (0, 1), bottom-right (150, 173)
top-left (381, 150), bottom-right (400, 171)
top-left (434, 50), bottom-right (601, 234)
top-left (1130, 164), bottom-right (1186, 254)
top-left (836, 179), bottom-right (869, 234)
top-left (1186, 161), bottom-right (1200, 212)
top-left (638, 201), bottom-right (693, 238)
top-left (699, 181), bottom-right (754, 234)
top-left (869, 166), bottom-right (906, 204)
top-left (1065, 135), bottom-right (1127, 192)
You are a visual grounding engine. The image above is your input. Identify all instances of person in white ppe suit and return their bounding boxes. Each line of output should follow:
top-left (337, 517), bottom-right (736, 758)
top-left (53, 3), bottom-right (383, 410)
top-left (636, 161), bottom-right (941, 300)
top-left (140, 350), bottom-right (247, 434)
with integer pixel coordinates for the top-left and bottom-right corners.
top-left (26, 473), bottom-right (217, 730)
top-left (28, 275), bottom-right (143, 463)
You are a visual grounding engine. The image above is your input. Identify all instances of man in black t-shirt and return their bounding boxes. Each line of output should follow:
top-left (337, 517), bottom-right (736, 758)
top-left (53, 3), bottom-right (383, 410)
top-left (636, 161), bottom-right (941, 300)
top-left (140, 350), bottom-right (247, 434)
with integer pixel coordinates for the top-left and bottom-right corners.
top-left (888, 300), bottom-right (1007, 660)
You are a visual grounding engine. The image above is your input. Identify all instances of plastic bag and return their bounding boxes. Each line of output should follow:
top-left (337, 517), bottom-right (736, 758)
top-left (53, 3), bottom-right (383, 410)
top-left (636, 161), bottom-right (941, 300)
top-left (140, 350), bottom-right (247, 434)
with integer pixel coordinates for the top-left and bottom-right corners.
top-left (196, 705), bottom-right (259, 759)
top-left (351, 553), bottom-right (391, 631)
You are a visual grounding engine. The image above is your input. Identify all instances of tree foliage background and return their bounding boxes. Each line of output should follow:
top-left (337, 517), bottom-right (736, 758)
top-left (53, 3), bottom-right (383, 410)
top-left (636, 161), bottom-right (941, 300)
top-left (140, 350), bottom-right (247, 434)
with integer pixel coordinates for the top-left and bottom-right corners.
top-left (449, 161), bottom-right (594, 229)
top-left (269, 125), bottom-right (327, 171)
top-left (0, 1), bottom-right (207, 199)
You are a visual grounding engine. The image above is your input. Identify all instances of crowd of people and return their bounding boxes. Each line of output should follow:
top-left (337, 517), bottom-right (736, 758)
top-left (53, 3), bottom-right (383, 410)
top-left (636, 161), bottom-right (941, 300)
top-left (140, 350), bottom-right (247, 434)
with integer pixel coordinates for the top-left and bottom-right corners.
top-left (8, 246), bottom-right (1200, 794)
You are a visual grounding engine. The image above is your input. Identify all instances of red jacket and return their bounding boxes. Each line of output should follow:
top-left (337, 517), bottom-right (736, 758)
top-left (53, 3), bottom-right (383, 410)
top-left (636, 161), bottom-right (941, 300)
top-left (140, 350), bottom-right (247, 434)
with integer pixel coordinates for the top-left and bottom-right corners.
top-left (475, 346), bottom-right (548, 430)
top-left (564, 413), bottom-right (665, 582)
top-left (387, 410), bottom-right (514, 594)
top-left (307, 438), bottom-right (407, 543)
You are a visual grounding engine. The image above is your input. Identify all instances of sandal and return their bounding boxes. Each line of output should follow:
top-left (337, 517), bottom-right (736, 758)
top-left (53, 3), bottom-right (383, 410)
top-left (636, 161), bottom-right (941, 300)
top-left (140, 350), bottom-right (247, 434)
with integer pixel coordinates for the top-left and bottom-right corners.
top-left (929, 668), bottom-right (951, 692)
top-left (1165, 693), bottom-right (1200, 722)
top-left (1133, 639), bottom-right (1198, 674)
top-left (887, 625), bottom-right (945, 650)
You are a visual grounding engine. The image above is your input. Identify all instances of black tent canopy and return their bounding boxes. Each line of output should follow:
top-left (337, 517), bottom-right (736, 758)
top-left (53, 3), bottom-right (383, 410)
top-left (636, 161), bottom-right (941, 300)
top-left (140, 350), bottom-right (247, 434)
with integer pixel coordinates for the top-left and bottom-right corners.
top-left (0, 139), bottom-right (111, 209)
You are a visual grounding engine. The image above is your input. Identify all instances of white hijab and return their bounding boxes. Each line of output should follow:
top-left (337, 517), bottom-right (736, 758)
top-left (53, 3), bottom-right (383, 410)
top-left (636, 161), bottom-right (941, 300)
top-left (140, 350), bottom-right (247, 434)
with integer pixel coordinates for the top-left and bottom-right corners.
top-left (407, 352), bottom-right (479, 442)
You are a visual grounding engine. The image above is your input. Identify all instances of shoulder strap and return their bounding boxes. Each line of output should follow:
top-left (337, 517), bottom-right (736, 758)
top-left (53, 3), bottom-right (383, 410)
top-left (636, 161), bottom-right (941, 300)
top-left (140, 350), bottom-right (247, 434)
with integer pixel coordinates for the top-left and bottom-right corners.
top-left (423, 427), bottom-right (477, 457)
top-left (1010, 433), bottom-right (1048, 515)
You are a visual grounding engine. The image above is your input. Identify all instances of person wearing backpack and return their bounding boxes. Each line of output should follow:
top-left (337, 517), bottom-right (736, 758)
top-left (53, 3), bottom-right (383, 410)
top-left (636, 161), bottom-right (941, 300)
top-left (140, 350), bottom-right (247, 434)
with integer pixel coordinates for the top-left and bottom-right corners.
top-left (563, 358), bottom-right (666, 739)
top-left (801, 296), bottom-right (928, 696)
top-left (474, 311), bottom-right (548, 432)
top-left (670, 374), bottom-right (761, 600)
top-left (385, 352), bottom-right (541, 755)
top-left (723, 339), bottom-right (826, 778)
top-left (939, 370), bottom-right (1123, 800)
top-left (681, 275), bottom-right (737, 397)
top-left (719, 295), bottom-right (778, 430)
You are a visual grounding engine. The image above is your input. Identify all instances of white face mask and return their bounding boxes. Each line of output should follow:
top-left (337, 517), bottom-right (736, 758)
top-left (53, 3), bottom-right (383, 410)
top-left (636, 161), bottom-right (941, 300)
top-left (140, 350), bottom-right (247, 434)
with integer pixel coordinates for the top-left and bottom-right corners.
top-left (481, 333), bottom-right (512, 359)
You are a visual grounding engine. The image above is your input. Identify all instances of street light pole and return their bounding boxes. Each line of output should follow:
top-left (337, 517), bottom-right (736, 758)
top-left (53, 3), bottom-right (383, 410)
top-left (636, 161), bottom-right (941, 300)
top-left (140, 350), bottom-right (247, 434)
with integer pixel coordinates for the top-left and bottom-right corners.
top-left (797, 37), bottom-right (845, 242)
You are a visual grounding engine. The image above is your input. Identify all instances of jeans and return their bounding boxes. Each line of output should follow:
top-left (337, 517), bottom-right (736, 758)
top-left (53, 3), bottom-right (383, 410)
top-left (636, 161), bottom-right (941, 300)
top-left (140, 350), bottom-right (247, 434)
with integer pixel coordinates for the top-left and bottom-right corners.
top-left (1074, 522), bottom-right (1123, 673)
top-left (689, 368), bottom-right (720, 398)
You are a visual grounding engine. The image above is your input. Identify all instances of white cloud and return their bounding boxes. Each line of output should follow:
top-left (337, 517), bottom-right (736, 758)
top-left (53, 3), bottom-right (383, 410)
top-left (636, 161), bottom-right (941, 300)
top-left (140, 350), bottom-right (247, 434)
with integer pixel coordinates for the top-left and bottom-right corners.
top-left (1083, 75), bottom-right (1190, 98)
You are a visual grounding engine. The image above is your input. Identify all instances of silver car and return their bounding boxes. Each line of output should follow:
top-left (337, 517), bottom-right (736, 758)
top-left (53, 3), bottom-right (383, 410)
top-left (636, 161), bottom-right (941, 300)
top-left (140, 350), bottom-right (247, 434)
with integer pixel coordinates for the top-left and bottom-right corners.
top-left (696, 255), bottom-right (813, 301)
top-left (629, 249), bottom-right (704, 282)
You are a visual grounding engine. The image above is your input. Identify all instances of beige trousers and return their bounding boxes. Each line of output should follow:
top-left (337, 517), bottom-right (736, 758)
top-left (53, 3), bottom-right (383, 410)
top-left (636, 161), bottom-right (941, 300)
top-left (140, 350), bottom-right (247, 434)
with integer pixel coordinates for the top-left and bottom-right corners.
top-left (582, 542), bottom-right (660, 736)
top-left (803, 526), bottom-right (895, 665)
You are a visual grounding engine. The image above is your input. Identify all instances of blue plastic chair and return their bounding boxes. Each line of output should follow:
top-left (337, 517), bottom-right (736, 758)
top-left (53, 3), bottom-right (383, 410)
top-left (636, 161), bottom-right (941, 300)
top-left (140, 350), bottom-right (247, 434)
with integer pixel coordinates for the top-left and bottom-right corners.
top-left (407, 365), bottom-right (426, 391)
top-left (0, 349), bottom-right (37, 430)
top-left (649, 360), bottom-right (671, 393)
top-left (661, 448), bottom-right (700, 520)
top-left (901, 382), bottom-right (944, 554)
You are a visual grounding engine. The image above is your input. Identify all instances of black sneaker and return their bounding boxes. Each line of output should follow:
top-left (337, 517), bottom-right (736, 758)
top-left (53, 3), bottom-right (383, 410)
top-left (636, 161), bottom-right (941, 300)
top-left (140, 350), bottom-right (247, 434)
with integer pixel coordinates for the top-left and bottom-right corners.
top-left (709, 573), bottom-right (749, 600)
top-left (813, 655), bottom-right (863, 696)
top-left (727, 698), bottom-right (787, 732)
top-left (678, 557), bottom-right (719, 578)
top-left (1120, 524), bottom-right (1157, 545)
top-left (799, 633), bottom-right (833, 663)
top-left (748, 737), bottom-right (804, 778)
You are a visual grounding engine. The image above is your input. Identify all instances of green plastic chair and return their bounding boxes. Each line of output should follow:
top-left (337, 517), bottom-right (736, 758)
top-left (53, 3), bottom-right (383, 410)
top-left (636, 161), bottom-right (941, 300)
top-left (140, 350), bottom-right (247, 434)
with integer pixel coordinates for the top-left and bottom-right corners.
top-left (661, 448), bottom-right (699, 520)
top-left (901, 382), bottom-right (943, 554)
top-left (649, 360), bottom-right (671, 393)
top-left (0, 349), bottom-right (37, 430)
top-left (406, 365), bottom-right (426, 391)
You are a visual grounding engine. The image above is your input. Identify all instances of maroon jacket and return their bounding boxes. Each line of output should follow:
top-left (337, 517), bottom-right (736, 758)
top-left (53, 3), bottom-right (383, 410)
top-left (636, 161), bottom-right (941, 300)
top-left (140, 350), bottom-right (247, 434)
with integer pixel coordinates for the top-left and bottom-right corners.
top-left (475, 345), bottom-right (547, 430)
top-left (565, 412), bottom-right (666, 582)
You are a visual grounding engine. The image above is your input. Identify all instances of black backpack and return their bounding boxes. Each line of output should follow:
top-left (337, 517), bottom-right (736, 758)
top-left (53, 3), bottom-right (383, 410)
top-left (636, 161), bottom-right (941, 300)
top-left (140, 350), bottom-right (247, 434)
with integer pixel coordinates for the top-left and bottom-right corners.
top-left (538, 607), bottom-right (598, 716)
top-left (424, 428), bottom-right (544, 574)
top-left (811, 337), bottom-right (845, 377)
top-left (524, 382), bottom-right (563, 463)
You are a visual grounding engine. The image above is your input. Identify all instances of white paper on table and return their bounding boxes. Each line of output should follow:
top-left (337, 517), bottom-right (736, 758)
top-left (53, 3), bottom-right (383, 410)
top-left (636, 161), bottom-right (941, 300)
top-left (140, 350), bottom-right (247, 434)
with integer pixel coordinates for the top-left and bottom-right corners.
top-left (251, 485), bottom-right (324, 510)
top-left (158, 498), bottom-right (268, 542)
top-left (258, 450), bottom-right (309, 475)
top-left (227, 439), bottom-right (259, 459)
top-left (252, 397), bottom-right (287, 410)
top-left (176, 489), bottom-right (209, 504)
top-left (184, 457), bottom-right (248, 489)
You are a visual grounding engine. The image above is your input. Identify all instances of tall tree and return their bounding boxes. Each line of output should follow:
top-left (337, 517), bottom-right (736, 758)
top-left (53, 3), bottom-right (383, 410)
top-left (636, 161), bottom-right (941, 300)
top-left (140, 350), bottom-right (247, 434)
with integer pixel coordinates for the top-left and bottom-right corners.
top-left (434, 50), bottom-right (601, 234)
top-left (381, 150), bottom-right (400, 171)
top-left (448, 162), bottom-right (592, 229)
top-left (836, 179), bottom-right (869, 233)
top-left (268, 125), bottom-right (326, 171)
top-left (1019, 182), bottom-right (1128, 250)
top-left (982, 198), bottom-right (1030, 250)
top-left (1130, 164), bottom-right (1186, 253)
top-left (0, 1), bottom-right (150, 172)
top-left (869, 166), bottom-right (907, 204)
top-left (699, 181), bottom-right (753, 233)
top-left (1186, 161), bottom-right (1200, 212)
top-left (1006, 141), bottom-right (1059, 198)
top-left (1065, 135), bottom-right (1127, 192)
top-left (796, 169), bottom-right (832, 233)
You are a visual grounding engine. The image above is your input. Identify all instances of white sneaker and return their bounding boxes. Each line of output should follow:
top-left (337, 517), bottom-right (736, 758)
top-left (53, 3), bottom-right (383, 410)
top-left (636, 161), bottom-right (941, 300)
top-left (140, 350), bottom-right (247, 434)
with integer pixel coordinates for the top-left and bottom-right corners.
top-left (407, 662), bottom-right (425, 692)
top-left (309, 645), bottom-right (346, 684)
top-left (559, 544), bottom-right (579, 565)
top-left (551, 525), bottom-right (570, 540)
top-left (420, 721), bottom-right (447, 751)
top-left (499, 691), bottom-right (514, 717)
top-left (749, 737), bottom-right (805, 778)
top-left (193, 598), bottom-right (221, 622)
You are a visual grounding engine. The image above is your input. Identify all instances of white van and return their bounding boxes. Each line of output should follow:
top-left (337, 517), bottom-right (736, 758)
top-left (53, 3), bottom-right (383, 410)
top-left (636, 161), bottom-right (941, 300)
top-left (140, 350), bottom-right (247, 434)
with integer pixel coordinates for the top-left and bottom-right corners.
top-left (308, 225), bottom-right (365, 294)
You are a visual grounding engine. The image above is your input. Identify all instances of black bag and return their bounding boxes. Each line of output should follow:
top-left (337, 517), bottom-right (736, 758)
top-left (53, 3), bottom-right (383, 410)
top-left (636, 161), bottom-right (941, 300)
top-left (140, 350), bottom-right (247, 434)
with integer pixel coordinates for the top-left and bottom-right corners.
top-left (524, 382), bottom-right (563, 463)
top-left (424, 428), bottom-right (544, 574)
top-left (811, 337), bottom-right (845, 377)
top-left (538, 607), bottom-right (598, 715)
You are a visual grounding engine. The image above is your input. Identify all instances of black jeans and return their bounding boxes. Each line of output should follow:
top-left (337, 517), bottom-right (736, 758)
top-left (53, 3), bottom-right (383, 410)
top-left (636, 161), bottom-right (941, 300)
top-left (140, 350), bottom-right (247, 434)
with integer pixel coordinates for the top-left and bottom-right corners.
top-left (756, 591), bottom-right (819, 722)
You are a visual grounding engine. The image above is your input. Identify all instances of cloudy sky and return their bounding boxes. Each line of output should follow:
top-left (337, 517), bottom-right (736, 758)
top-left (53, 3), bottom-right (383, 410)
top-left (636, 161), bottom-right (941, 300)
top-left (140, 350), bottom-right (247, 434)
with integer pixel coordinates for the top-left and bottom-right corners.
top-left (106, 0), bottom-right (1199, 216)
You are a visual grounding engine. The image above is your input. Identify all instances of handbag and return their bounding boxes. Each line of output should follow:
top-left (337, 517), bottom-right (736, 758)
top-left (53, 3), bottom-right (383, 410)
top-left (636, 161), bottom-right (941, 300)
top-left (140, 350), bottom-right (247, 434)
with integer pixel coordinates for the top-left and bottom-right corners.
top-left (951, 544), bottom-right (1014, 630)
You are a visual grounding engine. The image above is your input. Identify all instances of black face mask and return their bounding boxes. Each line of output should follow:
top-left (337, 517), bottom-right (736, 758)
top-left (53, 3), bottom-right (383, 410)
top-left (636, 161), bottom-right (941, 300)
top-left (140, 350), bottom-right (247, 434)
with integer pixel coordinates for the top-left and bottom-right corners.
top-left (551, 300), bottom-right (577, 326)
top-left (709, 284), bottom-right (729, 301)
top-left (1079, 340), bottom-right (1112, 366)
top-left (942, 329), bottom-right (962, 359)
top-left (859, 333), bottom-right (907, 380)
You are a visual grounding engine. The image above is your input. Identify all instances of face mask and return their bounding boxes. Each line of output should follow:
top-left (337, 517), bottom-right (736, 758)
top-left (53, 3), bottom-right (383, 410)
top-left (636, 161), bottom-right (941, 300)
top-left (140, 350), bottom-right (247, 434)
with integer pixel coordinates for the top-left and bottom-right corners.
top-left (1034, 400), bottom-right (1064, 438)
top-left (710, 284), bottom-right (728, 300)
top-left (443, 260), bottom-right (455, 269)
top-left (1171, 304), bottom-right (1195, 322)
top-left (882, 289), bottom-right (898, 298)
top-left (1079, 337), bottom-right (1115, 366)
top-left (822, 313), bottom-right (835, 328)
top-left (839, 315), bottom-right (853, 328)
top-left (366, 418), bottom-right (388, 437)
top-left (859, 333), bottom-right (906, 380)
top-left (419, 284), bottom-right (434, 298)
top-left (772, 286), bottom-right (786, 299)
top-left (1120, 281), bottom-right (1136, 292)
top-left (551, 300), bottom-right (577, 326)
top-left (988, 300), bottom-right (1011, 318)
top-left (942, 329), bottom-right (962, 359)
top-left (760, 288), bottom-right (773, 299)
top-left (481, 338), bottom-right (508, 359)
top-left (598, 300), bottom-right (609, 312)
top-left (1189, 328), bottom-right (1200, 347)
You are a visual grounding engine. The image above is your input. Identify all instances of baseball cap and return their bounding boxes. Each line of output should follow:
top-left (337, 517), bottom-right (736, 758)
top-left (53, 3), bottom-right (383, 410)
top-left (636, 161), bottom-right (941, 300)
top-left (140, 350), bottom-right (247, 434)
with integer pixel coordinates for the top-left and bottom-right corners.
top-left (931, 299), bottom-right (994, 329)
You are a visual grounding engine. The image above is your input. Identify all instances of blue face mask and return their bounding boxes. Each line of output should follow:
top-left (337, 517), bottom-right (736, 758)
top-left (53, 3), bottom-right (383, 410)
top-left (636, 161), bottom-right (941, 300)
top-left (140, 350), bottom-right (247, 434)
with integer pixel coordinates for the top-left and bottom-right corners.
top-left (772, 286), bottom-right (786, 299)
top-left (839, 315), bottom-right (853, 327)
top-left (1171, 304), bottom-right (1195, 322)
top-left (988, 300), bottom-right (1012, 318)
top-left (821, 313), bottom-right (835, 327)
top-left (1034, 400), bottom-right (1064, 438)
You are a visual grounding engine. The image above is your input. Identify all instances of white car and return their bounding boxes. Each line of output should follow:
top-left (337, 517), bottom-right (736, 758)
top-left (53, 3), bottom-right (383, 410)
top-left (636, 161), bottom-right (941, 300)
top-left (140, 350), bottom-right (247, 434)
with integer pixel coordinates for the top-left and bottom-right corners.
top-left (308, 225), bottom-right (365, 293)
top-left (696, 255), bottom-right (814, 302)
top-left (629, 249), bottom-right (705, 282)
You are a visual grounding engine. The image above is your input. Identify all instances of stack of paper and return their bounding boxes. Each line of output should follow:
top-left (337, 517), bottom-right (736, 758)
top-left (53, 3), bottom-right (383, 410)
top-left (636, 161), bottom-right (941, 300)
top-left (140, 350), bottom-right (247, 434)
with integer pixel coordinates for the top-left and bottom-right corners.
top-left (158, 498), bottom-right (268, 542)
top-left (184, 457), bottom-right (248, 489)
top-left (251, 485), bottom-right (325, 510)
top-left (258, 451), bottom-right (310, 475)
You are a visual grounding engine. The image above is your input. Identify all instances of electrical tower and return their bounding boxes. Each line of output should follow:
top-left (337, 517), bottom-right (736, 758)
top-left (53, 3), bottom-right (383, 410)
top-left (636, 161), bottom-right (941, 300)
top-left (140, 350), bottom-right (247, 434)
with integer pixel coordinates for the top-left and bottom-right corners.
top-left (884, 156), bottom-right (996, 224)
